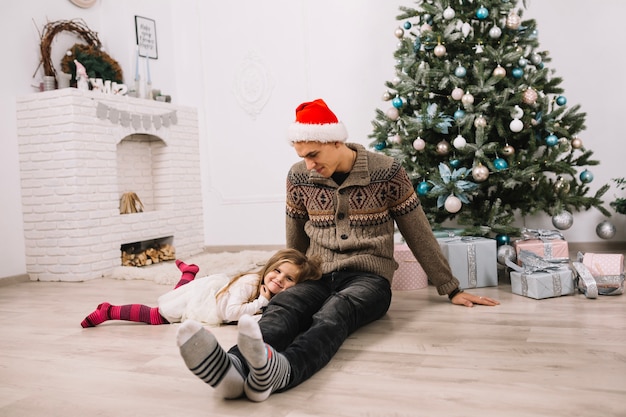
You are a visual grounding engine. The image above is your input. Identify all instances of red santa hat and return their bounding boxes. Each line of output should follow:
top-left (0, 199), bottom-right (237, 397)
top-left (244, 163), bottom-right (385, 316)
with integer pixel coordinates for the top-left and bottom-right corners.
top-left (288, 99), bottom-right (348, 143)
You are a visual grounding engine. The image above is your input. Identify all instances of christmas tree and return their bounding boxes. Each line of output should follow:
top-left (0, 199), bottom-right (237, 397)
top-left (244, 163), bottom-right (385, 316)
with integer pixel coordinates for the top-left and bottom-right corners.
top-left (370, 0), bottom-right (610, 238)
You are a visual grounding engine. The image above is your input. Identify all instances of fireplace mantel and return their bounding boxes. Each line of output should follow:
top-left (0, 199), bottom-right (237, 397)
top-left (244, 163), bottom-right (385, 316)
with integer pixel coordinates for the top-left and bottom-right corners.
top-left (16, 89), bottom-right (205, 281)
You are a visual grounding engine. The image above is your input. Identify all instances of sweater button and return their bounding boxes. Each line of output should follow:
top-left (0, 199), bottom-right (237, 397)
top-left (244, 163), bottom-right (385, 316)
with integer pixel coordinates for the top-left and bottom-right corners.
top-left (337, 213), bottom-right (345, 220)
top-left (340, 234), bottom-right (348, 240)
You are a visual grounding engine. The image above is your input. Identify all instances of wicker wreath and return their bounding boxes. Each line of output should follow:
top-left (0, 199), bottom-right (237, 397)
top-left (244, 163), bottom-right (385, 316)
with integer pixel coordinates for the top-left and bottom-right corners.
top-left (39, 18), bottom-right (123, 83)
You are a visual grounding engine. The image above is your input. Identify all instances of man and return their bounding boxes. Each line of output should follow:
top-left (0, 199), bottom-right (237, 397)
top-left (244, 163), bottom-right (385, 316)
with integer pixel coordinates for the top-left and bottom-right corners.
top-left (176, 98), bottom-right (499, 402)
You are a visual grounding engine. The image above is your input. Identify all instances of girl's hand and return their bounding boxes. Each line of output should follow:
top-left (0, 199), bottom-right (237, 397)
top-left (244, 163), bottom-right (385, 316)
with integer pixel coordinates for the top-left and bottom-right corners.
top-left (260, 284), bottom-right (272, 300)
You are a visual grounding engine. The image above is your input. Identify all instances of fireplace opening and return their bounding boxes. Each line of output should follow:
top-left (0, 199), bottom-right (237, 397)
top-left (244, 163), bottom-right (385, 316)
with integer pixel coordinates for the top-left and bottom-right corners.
top-left (121, 236), bottom-right (176, 267)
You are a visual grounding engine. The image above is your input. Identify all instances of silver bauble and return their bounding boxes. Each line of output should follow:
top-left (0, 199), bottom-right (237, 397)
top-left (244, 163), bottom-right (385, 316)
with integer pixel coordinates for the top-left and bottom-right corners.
top-left (596, 220), bottom-right (617, 240)
top-left (552, 210), bottom-right (574, 230)
top-left (497, 244), bottom-right (517, 266)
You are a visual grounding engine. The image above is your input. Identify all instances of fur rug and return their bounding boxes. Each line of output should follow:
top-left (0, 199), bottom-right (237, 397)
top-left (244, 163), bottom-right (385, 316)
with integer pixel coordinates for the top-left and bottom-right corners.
top-left (107, 250), bottom-right (276, 286)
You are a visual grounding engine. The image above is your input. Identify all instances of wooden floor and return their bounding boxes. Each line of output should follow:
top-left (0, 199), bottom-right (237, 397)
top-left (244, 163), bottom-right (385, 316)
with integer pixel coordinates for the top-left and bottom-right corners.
top-left (0, 266), bottom-right (625, 417)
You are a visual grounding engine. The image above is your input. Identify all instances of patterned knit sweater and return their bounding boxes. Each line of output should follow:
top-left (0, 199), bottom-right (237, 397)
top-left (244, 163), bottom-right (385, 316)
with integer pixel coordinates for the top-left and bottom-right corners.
top-left (286, 143), bottom-right (459, 296)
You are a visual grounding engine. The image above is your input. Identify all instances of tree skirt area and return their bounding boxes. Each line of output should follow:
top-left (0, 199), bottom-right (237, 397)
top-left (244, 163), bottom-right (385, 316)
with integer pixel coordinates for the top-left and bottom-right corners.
top-left (106, 250), bottom-right (276, 286)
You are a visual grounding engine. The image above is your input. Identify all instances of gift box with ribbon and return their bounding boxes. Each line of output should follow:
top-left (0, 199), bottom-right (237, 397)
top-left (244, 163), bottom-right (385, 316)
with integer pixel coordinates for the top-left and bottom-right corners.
top-left (507, 250), bottom-right (575, 299)
top-left (574, 252), bottom-right (624, 298)
top-left (437, 236), bottom-right (497, 289)
top-left (392, 244), bottom-right (429, 291)
top-left (513, 228), bottom-right (570, 266)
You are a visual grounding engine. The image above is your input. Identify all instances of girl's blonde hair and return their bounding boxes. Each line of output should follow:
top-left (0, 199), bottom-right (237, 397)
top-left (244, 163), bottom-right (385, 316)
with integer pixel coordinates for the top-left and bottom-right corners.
top-left (215, 248), bottom-right (322, 302)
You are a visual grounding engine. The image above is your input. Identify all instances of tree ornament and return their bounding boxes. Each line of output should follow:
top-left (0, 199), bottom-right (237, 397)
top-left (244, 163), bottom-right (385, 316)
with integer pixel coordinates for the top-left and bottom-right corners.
top-left (382, 91), bottom-right (392, 101)
top-left (374, 142), bottom-right (386, 151)
top-left (497, 244), bottom-right (517, 265)
top-left (518, 57), bottom-right (528, 67)
top-left (596, 220), bottom-right (616, 240)
top-left (506, 12), bottom-right (521, 30)
top-left (461, 92), bottom-right (474, 106)
top-left (386, 107), bottom-right (400, 120)
top-left (489, 26), bottom-right (502, 39)
top-left (554, 176), bottom-right (571, 194)
top-left (412, 137), bottom-right (426, 151)
top-left (522, 88), bottom-right (538, 105)
top-left (571, 137), bottom-right (583, 149)
top-left (511, 105), bottom-right (524, 119)
top-left (552, 210), bottom-right (574, 230)
top-left (392, 97), bottom-right (404, 108)
top-left (494, 157), bottom-right (508, 170)
top-left (474, 115), bottom-right (487, 128)
top-left (436, 140), bottom-right (451, 155)
top-left (492, 65), bottom-right (506, 78)
top-left (394, 28), bottom-right (405, 38)
top-left (461, 22), bottom-right (471, 38)
top-left (454, 66), bottom-right (467, 78)
top-left (511, 67), bottom-right (524, 79)
top-left (475, 6), bottom-right (489, 20)
top-left (403, 21), bottom-right (412, 30)
top-left (417, 181), bottom-right (431, 196)
top-left (451, 87), bottom-right (464, 101)
top-left (502, 144), bottom-right (515, 156)
top-left (472, 164), bottom-right (489, 182)
top-left (454, 109), bottom-right (466, 120)
top-left (509, 118), bottom-right (523, 132)
top-left (530, 53), bottom-right (542, 65)
top-left (443, 6), bottom-right (456, 20)
top-left (444, 195), bottom-right (462, 213)
top-left (449, 158), bottom-right (461, 168)
top-left (545, 134), bottom-right (558, 147)
top-left (579, 169), bottom-right (594, 183)
top-left (495, 234), bottom-right (511, 246)
top-left (453, 134), bottom-right (467, 149)
top-left (392, 76), bottom-right (401, 85)
top-left (556, 95), bottom-right (567, 106)
top-left (390, 134), bottom-right (402, 144)
top-left (434, 43), bottom-right (447, 57)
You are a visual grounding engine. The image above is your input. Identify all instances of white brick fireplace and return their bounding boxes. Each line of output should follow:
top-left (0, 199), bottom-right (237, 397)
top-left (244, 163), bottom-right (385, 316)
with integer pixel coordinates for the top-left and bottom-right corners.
top-left (16, 89), bottom-right (205, 281)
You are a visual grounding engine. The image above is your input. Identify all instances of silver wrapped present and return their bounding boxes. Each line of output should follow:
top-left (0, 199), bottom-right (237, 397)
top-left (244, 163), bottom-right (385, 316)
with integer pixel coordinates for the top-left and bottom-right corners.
top-left (437, 236), bottom-right (497, 289)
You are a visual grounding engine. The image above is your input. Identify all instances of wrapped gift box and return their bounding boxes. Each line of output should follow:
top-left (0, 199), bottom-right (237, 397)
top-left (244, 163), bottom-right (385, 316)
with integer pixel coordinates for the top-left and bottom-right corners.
top-left (392, 244), bottom-right (428, 290)
top-left (580, 253), bottom-right (624, 277)
top-left (513, 229), bottom-right (570, 265)
top-left (437, 237), bottom-right (497, 289)
top-left (510, 266), bottom-right (575, 299)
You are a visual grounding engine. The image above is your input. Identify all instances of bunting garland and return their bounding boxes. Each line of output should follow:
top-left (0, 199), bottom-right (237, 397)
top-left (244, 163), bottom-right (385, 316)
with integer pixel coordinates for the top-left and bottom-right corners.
top-left (96, 102), bottom-right (177, 131)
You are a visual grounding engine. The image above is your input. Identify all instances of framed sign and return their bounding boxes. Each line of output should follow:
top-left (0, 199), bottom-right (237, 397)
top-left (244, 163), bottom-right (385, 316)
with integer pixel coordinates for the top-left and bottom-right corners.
top-left (135, 16), bottom-right (158, 59)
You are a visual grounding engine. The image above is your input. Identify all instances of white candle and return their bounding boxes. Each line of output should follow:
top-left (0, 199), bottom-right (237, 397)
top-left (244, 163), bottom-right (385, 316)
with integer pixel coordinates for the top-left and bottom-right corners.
top-left (134, 46), bottom-right (139, 81)
top-left (146, 57), bottom-right (151, 84)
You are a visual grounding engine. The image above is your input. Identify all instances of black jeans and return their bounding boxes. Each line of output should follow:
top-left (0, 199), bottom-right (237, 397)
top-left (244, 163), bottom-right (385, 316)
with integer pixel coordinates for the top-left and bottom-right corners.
top-left (229, 270), bottom-right (392, 390)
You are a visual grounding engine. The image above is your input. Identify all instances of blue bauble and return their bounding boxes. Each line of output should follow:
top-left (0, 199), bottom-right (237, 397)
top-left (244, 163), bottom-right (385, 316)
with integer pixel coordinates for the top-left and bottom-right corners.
top-left (374, 142), bottom-right (386, 150)
top-left (454, 66), bottom-right (467, 78)
top-left (450, 158), bottom-right (461, 168)
top-left (556, 96), bottom-right (567, 106)
top-left (403, 21), bottom-right (412, 30)
top-left (580, 169), bottom-right (594, 183)
top-left (413, 39), bottom-right (421, 52)
top-left (545, 134), bottom-right (558, 147)
top-left (392, 97), bottom-right (404, 108)
top-left (416, 181), bottom-right (431, 196)
top-left (454, 109), bottom-right (466, 120)
top-left (476, 6), bottom-right (489, 20)
top-left (494, 158), bottom-right (508, 170)
top-left (511, 67), bottom-right (524, 79)
top-left (496, 234), bottom-right (510, 246)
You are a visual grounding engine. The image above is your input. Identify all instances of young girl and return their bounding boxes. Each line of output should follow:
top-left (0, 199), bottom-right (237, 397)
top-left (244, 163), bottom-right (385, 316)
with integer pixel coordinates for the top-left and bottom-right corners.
top-left (80, 248), bottom-right (322, 328)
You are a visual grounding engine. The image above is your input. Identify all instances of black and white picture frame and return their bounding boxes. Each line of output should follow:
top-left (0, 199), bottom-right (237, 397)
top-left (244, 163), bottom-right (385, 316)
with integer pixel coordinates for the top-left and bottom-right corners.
top-left (135, 16), bottom-right (158, 59)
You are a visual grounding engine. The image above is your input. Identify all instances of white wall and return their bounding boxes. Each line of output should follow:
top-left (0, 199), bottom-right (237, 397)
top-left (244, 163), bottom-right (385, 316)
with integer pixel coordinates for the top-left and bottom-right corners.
top-left (1, 0), bottom-right (624, 280)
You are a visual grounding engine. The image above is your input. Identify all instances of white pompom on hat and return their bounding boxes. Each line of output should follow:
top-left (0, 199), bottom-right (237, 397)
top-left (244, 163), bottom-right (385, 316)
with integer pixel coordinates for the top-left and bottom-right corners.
top-left (288, 98), bottom-right (348, 143)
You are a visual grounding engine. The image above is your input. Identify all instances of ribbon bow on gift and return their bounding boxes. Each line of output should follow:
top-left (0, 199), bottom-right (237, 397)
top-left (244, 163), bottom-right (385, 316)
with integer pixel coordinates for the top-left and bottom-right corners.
top-left (521, 228), bottom-right (564, 242)
top-left (506, 250), bottom-right (563, 274)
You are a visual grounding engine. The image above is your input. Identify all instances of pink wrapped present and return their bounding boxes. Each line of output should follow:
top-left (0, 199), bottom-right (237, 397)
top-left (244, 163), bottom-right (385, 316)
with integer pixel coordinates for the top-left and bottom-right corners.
top-left (513, 228), bottom-right (569, 265)
top-left (392, 244), bottom-right (428, 290)
top-left (581, 252), bottom-right (624, 277)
